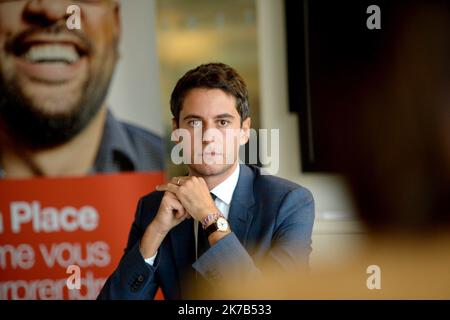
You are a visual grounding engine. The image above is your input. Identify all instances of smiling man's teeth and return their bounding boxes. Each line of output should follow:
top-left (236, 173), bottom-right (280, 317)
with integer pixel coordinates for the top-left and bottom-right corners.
top-left (24, 44), bottom-right (80, 64)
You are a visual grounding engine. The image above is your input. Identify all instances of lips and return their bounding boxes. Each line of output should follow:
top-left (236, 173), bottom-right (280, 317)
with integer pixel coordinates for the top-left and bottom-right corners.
top-left (202, 151), bottom-right (223, 158)
top-left (195, 150), bottom-right (223, 157)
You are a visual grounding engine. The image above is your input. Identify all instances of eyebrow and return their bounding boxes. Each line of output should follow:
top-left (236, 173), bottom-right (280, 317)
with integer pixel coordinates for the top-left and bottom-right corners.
top-left (182, 113), bottom-right (236, 121)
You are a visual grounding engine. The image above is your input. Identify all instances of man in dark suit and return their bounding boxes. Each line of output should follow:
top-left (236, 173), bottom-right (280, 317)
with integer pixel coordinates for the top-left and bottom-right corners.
top-left (98, 63), bottom-right (315, 299)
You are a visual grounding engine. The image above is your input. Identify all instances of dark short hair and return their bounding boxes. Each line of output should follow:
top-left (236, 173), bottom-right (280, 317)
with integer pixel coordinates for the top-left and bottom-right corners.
top-left (170, 63), bottom-right (250, 125)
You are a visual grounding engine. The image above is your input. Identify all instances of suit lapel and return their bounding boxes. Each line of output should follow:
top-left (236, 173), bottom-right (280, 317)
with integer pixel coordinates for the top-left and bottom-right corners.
top-left (227, 164), bottom-right (256, 246)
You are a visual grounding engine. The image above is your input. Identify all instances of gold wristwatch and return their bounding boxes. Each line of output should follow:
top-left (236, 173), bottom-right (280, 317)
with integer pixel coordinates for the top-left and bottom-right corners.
top-left (204, 216), bottom-right (230, 237)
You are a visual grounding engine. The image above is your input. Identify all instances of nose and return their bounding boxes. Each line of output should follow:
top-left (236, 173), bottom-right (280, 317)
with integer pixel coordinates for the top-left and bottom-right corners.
top-left (202, 122), bottom-right (220, 144)
top-left (23, 0), bottom-right (71, 27)
top-left (202, 137), bottom-right (215, 145)
top-left (202, 130), bottom-right (215, 144)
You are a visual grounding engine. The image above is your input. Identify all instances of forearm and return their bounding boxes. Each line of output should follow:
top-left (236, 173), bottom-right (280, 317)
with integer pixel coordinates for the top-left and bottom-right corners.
top-left (140, 221), bottom-right (168, 259)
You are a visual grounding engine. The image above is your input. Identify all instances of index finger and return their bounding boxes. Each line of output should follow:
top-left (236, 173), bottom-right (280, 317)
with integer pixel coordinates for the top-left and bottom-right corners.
top-left (156, 183), bottom-right (179, 194)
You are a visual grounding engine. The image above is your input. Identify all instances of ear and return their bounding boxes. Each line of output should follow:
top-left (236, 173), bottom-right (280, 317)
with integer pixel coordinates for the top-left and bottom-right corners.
top-left (239, 117), bottom-right (252, 145)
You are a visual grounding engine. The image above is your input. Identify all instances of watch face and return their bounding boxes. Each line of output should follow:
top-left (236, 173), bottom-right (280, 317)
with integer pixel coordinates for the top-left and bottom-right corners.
top-left (216, 217), bottom-right (229, 231)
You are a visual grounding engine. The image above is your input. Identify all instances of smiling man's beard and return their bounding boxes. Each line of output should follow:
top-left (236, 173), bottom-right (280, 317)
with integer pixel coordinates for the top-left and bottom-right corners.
top-left (0, 47), bottom-right (118, 150)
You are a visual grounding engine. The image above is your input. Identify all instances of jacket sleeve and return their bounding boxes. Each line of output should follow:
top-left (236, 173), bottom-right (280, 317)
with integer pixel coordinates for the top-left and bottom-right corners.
top-left (97, 199), bottom-right (161, 300)
top-left (192, 187), bottom-right (315, 283)
top-left (267, 187), bottom-right (315, 269)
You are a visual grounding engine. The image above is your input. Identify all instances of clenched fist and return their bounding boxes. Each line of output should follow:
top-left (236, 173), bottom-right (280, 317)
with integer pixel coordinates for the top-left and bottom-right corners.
top-left (139, 191), bottom-right (191, 259)
top-left (156, 176), bottom-right (218, 222)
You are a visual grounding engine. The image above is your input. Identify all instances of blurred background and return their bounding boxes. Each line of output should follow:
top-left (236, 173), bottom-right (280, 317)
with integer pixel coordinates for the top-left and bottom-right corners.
top-left (110, 0), bottom-right (362, 270)
top-left (111, 0), bottom-right (449, 271)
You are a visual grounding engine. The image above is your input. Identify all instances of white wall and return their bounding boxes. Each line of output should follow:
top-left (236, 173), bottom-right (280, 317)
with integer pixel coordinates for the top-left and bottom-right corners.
top-left (256, 0), bottom-right (366, 268)
top-left (107, 0), bottom-right (164, 136)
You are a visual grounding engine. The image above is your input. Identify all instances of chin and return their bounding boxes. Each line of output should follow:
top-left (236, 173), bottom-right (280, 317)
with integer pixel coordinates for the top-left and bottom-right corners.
top-left (189, 163), bottom-right (234, 177)
top-left (27, 92), bottom-right (81, 117)
top-left (19, 76), bottom-right (86, 115)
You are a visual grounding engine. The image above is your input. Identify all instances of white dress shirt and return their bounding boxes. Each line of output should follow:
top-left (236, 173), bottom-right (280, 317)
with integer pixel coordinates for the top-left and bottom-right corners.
top-left (145, 164), bottom-right (240, 266)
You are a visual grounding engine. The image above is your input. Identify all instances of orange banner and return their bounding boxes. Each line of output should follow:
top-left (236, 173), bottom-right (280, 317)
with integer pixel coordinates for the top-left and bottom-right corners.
top-left (0, 172), bottom-right (165, 300)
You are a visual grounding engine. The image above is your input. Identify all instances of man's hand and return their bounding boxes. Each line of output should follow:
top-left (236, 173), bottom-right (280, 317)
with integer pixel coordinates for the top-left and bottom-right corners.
top-left (140, 191), bottom-right (190, 259)
top-left (153, 191), bottom-right (191, 233)
top-left (156, 176), bottom-right (218, 222)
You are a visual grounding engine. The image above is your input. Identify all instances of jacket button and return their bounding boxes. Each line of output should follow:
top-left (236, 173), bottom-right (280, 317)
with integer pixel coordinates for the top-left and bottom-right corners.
top-left (137, 275), bottom-right (144, 282)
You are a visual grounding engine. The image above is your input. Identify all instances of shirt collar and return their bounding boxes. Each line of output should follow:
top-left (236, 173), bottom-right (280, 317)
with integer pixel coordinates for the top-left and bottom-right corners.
top-left (210, 163), bottom-right (240, 206)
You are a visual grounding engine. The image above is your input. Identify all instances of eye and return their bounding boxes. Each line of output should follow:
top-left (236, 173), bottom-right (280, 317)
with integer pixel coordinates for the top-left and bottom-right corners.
top-left (218, 120), bottom-right (230, 127)
top-left (188, 119), bottom-right (202, 127)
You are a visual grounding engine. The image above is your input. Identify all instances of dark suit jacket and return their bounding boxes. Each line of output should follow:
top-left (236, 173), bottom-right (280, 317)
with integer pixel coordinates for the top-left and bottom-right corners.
top-left (98, 164), bottom-right (315, 299)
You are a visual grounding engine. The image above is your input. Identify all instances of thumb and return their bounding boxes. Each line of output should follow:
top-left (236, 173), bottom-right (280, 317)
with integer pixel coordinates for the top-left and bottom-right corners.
top-left (172, 200), bottom-right (185, 219)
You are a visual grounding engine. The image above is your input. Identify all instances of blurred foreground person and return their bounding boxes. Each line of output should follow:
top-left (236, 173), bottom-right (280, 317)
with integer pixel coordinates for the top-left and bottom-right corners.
top-left (210, 1), bottom-right (450, 299)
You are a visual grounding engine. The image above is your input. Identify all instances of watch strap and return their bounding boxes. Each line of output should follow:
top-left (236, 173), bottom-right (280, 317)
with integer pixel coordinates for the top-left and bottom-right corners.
top-left (205, 222), bottom-right (219, 237)
top-left (201, 212), bottom-right (223, 229)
